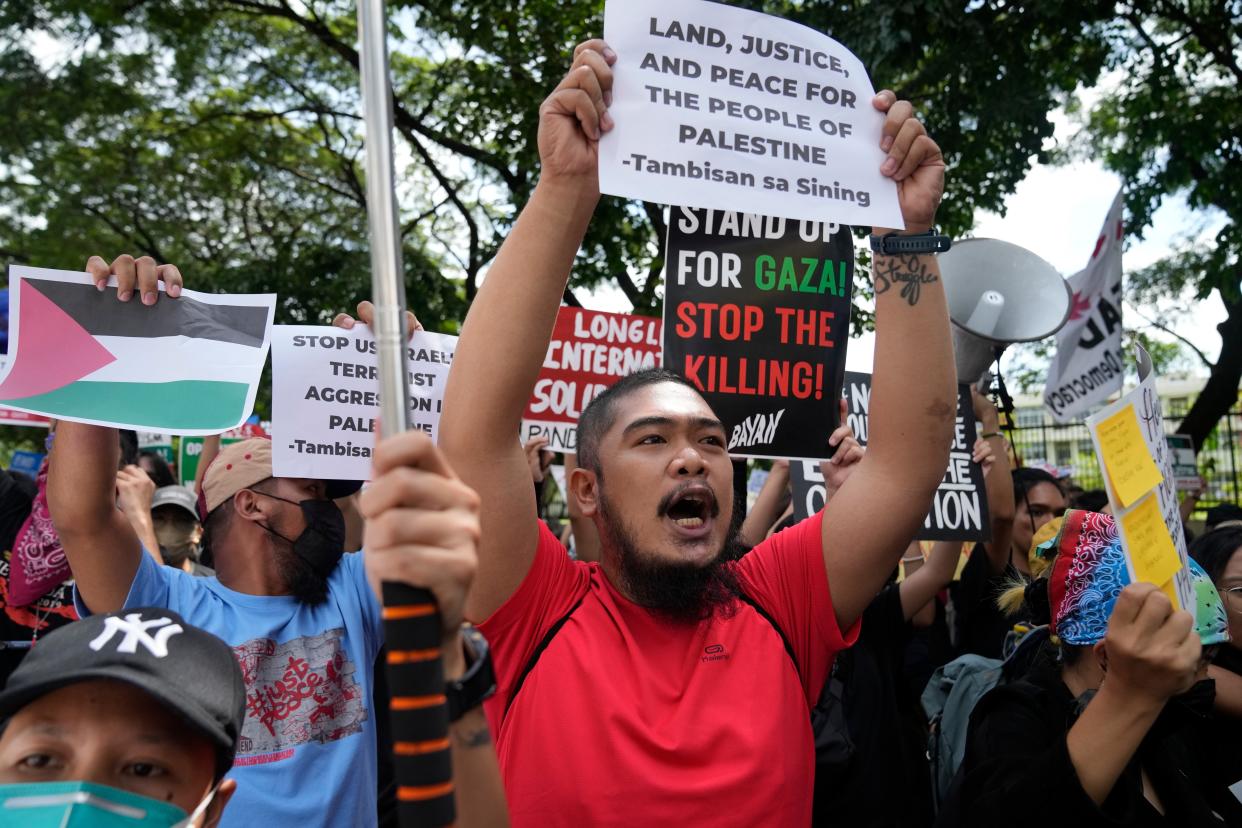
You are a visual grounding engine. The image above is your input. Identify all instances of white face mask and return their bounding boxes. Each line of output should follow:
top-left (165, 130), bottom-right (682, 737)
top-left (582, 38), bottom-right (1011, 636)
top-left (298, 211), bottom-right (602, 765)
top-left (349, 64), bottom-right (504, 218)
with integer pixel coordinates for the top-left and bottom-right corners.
top-left (172, 783), bottom-right (220, 828)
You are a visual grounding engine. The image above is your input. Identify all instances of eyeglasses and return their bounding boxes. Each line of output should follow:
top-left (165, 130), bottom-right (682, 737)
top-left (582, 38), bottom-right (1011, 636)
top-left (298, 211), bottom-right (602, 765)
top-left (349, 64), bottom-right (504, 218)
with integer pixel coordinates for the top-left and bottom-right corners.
top-left (1224, 586), bottom-right (1242, 615)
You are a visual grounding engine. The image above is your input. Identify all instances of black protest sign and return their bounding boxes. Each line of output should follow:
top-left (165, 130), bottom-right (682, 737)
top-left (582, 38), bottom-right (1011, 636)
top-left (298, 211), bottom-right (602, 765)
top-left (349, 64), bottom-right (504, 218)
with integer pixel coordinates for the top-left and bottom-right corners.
top-left (790, 460), bottom-right (827, 522)
top-left (662, 208), bottom-right (853, 460)
top-left (790, 370), bottom-right (868, 521)
top-left (793, 373), bottom-right (990, 541)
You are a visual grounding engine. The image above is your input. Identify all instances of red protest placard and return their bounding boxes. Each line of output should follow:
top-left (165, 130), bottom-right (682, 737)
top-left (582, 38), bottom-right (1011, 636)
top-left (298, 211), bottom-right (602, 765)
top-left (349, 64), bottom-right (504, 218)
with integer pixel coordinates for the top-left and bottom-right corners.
top-left (520, 307), bottom-right (662, 453)
top-left (0, 407), bottom-right (50, 427)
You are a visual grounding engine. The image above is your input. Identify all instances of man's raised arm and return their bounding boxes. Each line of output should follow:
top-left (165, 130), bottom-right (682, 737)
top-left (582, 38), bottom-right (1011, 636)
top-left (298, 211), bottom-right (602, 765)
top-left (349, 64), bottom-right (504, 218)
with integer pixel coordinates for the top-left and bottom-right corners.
top-left (47, 255), bottom-right (184, 613)
top-left (821, 92), bottom-right (957, 631)
top-left (440, 41), bottom-right (615, 621)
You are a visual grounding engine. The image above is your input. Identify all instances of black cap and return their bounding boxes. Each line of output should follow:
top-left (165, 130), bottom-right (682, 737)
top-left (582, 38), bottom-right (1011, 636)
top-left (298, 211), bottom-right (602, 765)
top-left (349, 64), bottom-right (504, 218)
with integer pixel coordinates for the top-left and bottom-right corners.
top-left (0, 608), bottom-right (245, 780)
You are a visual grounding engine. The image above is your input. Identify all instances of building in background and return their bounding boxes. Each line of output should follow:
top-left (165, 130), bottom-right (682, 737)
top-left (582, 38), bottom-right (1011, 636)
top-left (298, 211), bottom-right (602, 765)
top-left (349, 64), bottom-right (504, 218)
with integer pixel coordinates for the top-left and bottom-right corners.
top-left (1006, 377), bottom-right (1241, 513)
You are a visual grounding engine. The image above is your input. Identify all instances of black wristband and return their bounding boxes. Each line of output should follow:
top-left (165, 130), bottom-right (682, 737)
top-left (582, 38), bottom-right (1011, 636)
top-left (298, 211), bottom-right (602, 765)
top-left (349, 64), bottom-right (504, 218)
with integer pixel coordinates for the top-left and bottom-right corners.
top-left (446, 626), bottom-right (496, 723)
top-left (869, 229), bottom-right (952, 255)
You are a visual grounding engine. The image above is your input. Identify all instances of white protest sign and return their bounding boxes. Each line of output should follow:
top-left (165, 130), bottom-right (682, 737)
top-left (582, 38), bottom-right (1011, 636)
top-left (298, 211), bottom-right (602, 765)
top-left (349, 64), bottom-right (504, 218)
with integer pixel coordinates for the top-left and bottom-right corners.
top-left (271, 324), bottom-right (457, 481)
top-left (1044, 190), bottom-right (1125, 422)
top-left (1087, 346), bottom-right (1193, 610)
top-left (600, 0), bottom-right (901, 227)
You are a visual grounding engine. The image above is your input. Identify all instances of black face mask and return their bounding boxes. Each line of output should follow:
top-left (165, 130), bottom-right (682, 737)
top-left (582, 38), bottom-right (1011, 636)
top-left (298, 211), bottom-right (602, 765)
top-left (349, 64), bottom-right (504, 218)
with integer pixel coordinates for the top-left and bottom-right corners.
top-left (256, 493), bottom-right (347, 578)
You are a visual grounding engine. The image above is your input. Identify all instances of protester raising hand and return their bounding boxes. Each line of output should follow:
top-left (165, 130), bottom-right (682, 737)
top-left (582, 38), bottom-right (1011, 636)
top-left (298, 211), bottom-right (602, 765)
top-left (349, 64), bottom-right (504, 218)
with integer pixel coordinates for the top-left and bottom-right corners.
top-left (537, 39), bottom-right (616, 184)
top-left (358, 431), bottom-right (510, 828)
top-left (1098, 583), bottom-right (1201, 706)
top-left (332, 300), bottom-right (422, 336)
top-left (85, 254), bottom-right (182, 303)
top-left (115, 463), bottom-right (163, 564)
top-left (524, 436), bottom-right (553, 485)
top-left (820, 402), bottom-right (866, 497)
top-left (871, 90), bottom-right (945, 235)
top-left (360, 431), bottom-right (480, 661)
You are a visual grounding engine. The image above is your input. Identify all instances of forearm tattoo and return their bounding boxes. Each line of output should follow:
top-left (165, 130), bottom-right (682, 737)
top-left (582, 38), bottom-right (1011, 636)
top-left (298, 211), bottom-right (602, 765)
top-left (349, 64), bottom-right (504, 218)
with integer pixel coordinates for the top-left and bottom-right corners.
top-left (452, 722), bottom-right (493, 749)
top-left (873, 254), bottom-right (939, 307)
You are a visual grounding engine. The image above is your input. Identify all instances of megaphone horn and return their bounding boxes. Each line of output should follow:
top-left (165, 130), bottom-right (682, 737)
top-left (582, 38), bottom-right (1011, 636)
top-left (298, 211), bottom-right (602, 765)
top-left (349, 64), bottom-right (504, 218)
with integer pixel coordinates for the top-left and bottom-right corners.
top-left (938, 238), bottom-right (1073, 385)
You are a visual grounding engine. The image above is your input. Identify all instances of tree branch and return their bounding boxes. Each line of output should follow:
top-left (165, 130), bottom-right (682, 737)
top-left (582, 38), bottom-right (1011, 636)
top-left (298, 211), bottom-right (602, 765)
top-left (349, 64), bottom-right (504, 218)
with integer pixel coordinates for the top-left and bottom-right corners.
top-left (220, 0), bottom-right (523, 192)
top-left (1149, 0), bottom-right (1242, 84)
top-left (78, 202), bottom-right (161, 260)
top-left (1125, 301), bottom-right (1215, 369)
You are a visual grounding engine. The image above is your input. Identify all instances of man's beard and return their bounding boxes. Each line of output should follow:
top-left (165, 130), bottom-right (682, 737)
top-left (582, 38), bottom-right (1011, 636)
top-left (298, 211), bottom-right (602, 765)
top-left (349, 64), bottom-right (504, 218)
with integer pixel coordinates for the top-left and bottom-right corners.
top-left (272, 538), bottom-right (330, 605)
top-left (599, 490), bottom-right (742, 623)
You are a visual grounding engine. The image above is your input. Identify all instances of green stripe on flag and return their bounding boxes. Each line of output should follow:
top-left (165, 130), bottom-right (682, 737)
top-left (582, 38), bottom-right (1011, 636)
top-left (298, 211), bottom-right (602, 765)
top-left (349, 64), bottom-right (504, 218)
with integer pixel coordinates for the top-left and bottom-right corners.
top-left (1, 380), bottom-right (251, 431)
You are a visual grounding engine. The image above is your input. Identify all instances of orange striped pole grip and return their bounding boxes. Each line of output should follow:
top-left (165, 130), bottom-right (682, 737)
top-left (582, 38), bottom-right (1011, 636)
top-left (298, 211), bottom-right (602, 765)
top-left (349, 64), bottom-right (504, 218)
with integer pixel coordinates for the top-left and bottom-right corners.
top-left (382, 582), bottom-right (454, 826)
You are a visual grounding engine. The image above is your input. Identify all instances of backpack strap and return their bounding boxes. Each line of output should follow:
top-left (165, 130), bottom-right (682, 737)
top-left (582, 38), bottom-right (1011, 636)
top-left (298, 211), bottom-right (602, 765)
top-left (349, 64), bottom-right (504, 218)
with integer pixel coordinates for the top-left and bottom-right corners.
top-left (734, 590), bottom-right (802, 684)
top-left (504, 595), bottom-right (586, 717)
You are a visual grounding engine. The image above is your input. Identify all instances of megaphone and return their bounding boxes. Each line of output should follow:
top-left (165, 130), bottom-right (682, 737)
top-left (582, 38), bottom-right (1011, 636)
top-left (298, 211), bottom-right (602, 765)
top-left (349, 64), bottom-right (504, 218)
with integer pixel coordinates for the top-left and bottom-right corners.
top-left (938, 238), bottom-right (1072, 385)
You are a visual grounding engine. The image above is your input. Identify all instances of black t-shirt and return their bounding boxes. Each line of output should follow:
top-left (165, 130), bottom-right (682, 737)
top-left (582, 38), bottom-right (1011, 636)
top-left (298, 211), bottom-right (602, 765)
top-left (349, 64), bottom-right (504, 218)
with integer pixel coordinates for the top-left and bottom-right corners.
top-left (940, 663), bottom-right (1242, 827)
top-left (905, 596), bottom-right (955, 702)
top-left (814, 583), bottom-right (934, 828)
top-left (0, 469), bottom-right (76, 687)
top-left (1209, 646), bottom-right (1242, 794)
top-left (950, 545), bottom-right (1026, 659)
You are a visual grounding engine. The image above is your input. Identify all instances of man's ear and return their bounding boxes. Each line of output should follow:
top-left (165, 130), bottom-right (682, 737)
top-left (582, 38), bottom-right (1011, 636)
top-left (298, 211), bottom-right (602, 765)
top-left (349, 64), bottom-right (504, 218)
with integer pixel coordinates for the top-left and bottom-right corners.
top-left (231, 489), bottom-right (268, 524)
top-left (201, 778), bottom-right (236, 828)
top-left (569, 466), bottom-right (600, 517)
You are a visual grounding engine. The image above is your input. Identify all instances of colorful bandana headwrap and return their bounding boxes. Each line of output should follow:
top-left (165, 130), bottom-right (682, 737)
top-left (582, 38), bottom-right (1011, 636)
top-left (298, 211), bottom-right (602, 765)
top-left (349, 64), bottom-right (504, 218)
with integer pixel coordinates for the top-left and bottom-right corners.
top-left (1188, 557), bottom-right (1231, 646)
top-left (1048, 510), bottom-right (1232, 647)
top-left (1048, 510), bottom-right (1129, 646)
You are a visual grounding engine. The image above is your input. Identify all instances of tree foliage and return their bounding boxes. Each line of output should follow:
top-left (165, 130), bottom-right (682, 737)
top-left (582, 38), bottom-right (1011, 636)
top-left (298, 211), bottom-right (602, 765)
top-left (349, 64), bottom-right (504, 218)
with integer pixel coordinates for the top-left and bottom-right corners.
top-left (4, 1), bottom-right (1234, 443)
top-left (1070, 0), bottom-right (1241, 448)
top-left (0, 0), bottom-right (1115, 328)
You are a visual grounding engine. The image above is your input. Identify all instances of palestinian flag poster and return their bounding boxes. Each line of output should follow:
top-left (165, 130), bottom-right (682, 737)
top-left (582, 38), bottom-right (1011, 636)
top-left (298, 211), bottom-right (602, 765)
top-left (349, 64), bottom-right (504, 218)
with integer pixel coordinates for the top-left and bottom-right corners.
top-left (0, 266), bottom-right (275, 435)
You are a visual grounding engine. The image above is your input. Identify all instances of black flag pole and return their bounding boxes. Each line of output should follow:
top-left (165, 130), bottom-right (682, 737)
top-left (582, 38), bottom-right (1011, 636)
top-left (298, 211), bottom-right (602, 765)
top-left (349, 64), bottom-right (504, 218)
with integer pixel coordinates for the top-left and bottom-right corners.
top-left (357, 1), bottom-right (455, 825)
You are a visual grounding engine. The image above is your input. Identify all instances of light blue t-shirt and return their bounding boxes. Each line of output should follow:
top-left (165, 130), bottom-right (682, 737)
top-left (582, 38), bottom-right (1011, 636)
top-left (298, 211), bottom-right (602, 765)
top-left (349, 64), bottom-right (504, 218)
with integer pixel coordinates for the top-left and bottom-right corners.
top-left (75, 551), bottom-right (384, 827)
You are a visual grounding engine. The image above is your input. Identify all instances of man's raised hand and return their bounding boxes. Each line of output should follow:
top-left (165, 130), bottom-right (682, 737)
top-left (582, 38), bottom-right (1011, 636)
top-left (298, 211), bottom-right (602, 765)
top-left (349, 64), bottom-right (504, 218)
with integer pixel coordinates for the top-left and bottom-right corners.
top-left (360, 431), bottom-right (480, 671)
top-left (115, 464), bottom-right (155, 521)
top-left (871, 91), bottom-right (945, 234)
top-left (524, 436), bottom-right (552, 484)
top-left (821, 401), bottom-right (865, 496)
top-left (85, 255), bottom-right (183, 303)
top-left (537, 39), bottom-right (616, 184)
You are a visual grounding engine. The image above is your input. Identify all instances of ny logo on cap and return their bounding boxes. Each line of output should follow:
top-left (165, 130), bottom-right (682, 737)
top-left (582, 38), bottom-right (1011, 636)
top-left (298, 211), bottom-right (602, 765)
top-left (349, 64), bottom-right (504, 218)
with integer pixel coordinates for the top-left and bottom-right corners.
top-left (89, 613), bottom-right (184, 658)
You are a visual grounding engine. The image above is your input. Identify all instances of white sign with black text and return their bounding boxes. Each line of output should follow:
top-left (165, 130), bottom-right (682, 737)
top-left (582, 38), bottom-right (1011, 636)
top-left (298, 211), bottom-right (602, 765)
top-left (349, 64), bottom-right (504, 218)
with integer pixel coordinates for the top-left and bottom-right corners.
top-left (600, 0), bottom-right (901, 227)
top-left (271, 325), bottom-right (457, 481)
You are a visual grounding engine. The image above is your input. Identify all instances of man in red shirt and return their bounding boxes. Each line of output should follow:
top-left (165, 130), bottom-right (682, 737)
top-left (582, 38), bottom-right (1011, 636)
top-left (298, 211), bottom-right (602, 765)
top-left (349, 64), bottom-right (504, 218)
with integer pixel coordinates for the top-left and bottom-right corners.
top-left (441, 38), bottom-right (955, 826)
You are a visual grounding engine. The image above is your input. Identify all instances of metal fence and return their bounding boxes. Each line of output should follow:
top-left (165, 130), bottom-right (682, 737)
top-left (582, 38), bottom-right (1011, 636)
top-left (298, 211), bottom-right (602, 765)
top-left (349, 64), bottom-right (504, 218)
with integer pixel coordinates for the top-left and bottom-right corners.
top-left (1006, 407), bottom-right (1242, 517)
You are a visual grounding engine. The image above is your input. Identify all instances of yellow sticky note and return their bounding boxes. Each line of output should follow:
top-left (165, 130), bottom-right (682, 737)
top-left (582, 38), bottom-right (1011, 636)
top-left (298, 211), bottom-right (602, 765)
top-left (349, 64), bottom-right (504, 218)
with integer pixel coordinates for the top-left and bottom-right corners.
top-left (1096, 405), bottom-right (1164, 508)
top-left (1119, 494), bottom-right (1183, 599)
top-left (1158, 579), bottom-right (1180, 607)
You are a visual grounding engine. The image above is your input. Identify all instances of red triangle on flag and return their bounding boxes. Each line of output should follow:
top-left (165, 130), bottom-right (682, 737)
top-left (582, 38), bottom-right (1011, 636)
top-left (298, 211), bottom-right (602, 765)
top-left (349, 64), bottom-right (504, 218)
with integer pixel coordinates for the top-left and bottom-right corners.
top-left (0, 279), bottom-right (117, 400)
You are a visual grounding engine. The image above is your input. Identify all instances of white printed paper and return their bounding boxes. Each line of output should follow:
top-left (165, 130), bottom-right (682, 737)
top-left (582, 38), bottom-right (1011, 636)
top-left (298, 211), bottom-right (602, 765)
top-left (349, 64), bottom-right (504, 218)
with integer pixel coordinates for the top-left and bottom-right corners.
top-left (1086, 346), bottom-right (1193, 610)
top-left (271, 324), bottom-right (457, 481)
top-left (600, 0), bottom-right (902, 227)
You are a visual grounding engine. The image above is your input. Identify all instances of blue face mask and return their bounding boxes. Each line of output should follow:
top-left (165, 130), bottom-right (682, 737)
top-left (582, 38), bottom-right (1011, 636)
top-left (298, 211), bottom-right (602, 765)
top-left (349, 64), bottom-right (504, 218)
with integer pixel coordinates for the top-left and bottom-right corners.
top-left (0, 780), bottom-right (210, 827)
